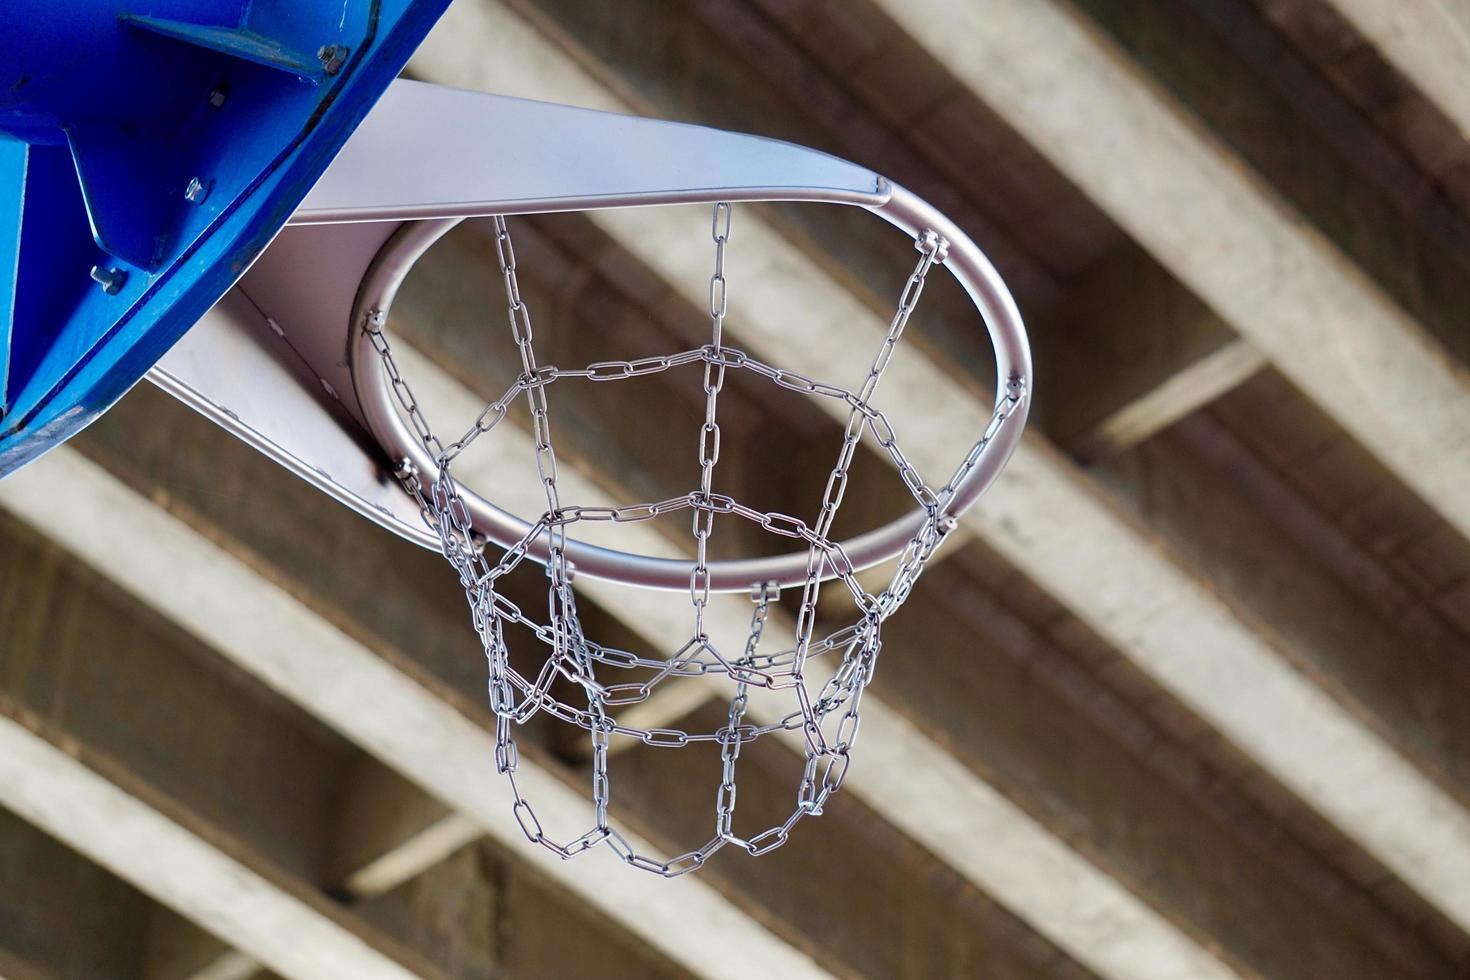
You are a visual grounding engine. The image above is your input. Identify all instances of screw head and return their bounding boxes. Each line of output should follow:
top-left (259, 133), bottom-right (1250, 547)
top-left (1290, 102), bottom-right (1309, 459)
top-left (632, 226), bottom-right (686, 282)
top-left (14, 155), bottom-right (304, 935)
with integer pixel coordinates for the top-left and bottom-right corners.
top-left (89, 265), bottom-right (127, 295)
top-left (184, 177), bottom-right (209, 204)
top-left (317, 44), bottom-right (347, 75)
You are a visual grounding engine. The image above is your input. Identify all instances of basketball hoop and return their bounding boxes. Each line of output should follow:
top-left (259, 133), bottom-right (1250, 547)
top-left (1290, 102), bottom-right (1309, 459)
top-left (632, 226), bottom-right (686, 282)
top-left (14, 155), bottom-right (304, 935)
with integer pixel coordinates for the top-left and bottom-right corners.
top-left (0, 43), bottom-right (1031, 874)
top-left (351, 192), bottom-right (1029, 876)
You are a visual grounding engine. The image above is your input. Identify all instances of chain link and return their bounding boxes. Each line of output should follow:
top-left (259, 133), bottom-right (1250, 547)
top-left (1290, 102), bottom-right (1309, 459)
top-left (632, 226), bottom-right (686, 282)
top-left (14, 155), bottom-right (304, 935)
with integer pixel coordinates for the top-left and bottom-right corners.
top-left (690, 203), bottom-right (731, 641)
top-left (365, 205), bottom-right (1025, 877)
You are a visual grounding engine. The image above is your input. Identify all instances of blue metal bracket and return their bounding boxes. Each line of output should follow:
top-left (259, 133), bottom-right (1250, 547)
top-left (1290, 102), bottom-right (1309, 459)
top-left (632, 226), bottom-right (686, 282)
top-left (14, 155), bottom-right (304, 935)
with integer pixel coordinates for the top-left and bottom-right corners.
top-left (121, 15), bottom-right (331, 79)
top-left (0, 0), bottom-right (451, 474)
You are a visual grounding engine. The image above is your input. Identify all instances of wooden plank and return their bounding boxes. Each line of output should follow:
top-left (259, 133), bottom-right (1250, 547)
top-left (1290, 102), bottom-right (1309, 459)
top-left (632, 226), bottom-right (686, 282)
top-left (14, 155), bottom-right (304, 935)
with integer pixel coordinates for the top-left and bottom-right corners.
top-left (1317, 0), bottom-right (1470, 143)
top-left (0, 448), bottom-right (830, 980)
top-left (328, 758), bottom-right (482, 900)
top-left (0, 806), bottom-right (152, 980)
top-left (881, 547), bottom-right (1459, 977)
top-left (1031, 243), bottom-right (1264, 458)
top-left (862, 0), bottom-right (1470, 536)
top-left (412, 0), bottom-right (1470, 936)
top-left (1070, 339), bottom-right (1262, 461)
top-left (518, 0), bottom-right (1246, 459)
top-left (0, 708), bottom-right (421, 980)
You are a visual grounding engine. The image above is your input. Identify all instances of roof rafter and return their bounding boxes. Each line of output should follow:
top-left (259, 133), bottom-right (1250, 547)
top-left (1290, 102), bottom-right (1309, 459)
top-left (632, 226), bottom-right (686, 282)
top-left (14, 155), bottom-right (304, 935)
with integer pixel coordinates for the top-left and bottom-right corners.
top-left (1317, 0), bottom-right (1470, 143)
top-left (0, 706), bottom-right (422, 980)
top-left (0, 448), bottom-right (830, 980)
top-left (864, 0), bottom-right (1470, 536)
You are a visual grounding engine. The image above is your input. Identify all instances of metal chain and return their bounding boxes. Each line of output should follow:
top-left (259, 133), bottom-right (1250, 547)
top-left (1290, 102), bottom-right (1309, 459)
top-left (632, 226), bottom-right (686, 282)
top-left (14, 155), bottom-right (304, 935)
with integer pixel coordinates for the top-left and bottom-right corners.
top-left (364, 205), bottom-right (1026, 877)
top-left (690, 202), bottom-right (731, 642)
top-left (788, 230), bottom-right (945, 686)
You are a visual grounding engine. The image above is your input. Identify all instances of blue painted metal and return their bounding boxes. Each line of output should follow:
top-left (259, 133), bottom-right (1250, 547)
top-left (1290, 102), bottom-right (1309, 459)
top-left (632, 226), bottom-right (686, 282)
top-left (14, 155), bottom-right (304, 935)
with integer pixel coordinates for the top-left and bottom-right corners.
top-left (0, 138), bottom-right (23, 412)
top-left (0, 0), bottom-right (450, 475)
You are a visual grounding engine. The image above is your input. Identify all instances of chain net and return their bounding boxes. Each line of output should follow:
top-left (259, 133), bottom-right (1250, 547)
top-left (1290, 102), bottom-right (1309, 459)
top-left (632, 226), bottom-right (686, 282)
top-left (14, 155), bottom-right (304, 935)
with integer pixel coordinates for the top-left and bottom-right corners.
top-left (367, 204), bottom-right (1025, 876)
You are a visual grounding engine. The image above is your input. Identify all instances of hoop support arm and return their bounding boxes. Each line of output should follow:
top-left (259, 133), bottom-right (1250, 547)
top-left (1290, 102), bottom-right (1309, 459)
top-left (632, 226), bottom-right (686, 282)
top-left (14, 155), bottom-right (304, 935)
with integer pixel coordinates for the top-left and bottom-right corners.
top-left (149, 79), bottom-right (1030, 593)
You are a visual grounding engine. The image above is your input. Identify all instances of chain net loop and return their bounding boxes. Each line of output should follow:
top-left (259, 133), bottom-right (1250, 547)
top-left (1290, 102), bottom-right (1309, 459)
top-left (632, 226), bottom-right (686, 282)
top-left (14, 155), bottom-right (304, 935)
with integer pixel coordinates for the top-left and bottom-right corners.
top-left (368, 205), bottom-right (1025, 876)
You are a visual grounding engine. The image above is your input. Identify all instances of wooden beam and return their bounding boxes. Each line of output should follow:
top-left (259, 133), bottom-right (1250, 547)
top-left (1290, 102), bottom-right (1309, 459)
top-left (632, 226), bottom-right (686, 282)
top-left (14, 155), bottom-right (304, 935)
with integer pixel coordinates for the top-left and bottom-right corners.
top-left (1098, 424), bottom-right (1470, 805)
top-left (180, 762), bottom-right (483, 980)
top-left (0, 448), bottom-right (829, 980)
top-left (331, 764), bottom-right (482, 900)
top-left (0, 707), bottom-right (421, 980)
top-left (409, 0), bottom-right (1470, 935)
top-left (0, 805), bottom-right (157, 980)
top-left (861, 0), bottom-right (1470, 535)
top-left (1069, 338), bottom-right (1261, 461)
top-left (886, 549), bottom-right (1459, 976)
top-left (507, 0), bottom-right (1252, 460)
top-left (1035, 244), bottom-right (1265, 459)
top-left (1315, 0), bottom-right (1470, 144)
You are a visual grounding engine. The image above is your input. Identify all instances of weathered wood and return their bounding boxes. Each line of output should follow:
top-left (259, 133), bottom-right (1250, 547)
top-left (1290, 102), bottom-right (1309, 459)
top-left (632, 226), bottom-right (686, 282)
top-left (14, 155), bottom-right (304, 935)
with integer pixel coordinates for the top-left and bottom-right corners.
top-left (1032, 243), bottom-right (1262, 456)
top-left (1260, 0), bottom-right (1470, 217)
top-left (0, 702), bottom-right (427, 980)
top-left (880, 545), bottom-right (1463, 976)
top-left (859, 0), bottom-right (1470, 545)
top-left (1312, 0), bottom-right (1470, 143)
top-left (0, 446), bottom-right (830, 980)
top-left (0, 806), bottom-right (151, 979)
top-left (1096, 424), bottom-right (1470, 805)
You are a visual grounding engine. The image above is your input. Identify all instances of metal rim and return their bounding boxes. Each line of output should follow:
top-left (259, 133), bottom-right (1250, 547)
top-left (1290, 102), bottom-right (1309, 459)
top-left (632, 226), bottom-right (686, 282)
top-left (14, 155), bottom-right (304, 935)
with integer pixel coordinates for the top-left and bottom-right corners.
top-left (349, 182), bottom-right (1031, 592)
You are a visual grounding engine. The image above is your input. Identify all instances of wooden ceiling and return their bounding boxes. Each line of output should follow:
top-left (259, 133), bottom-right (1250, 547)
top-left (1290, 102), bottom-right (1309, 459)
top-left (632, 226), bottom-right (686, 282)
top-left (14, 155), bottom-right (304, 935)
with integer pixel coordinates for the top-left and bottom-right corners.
top-left (1, 1), bottom-right (1468, 977)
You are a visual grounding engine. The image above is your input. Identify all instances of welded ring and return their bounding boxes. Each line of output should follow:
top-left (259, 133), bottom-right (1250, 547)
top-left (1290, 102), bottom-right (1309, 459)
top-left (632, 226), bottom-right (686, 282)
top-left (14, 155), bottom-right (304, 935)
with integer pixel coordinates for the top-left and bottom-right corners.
top-left (350, 182), bottom-right (1031, 592)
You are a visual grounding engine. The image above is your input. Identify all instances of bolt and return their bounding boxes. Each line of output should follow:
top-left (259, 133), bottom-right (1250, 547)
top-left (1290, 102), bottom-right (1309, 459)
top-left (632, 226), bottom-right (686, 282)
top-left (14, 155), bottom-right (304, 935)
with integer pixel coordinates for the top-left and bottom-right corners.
top-left (90, 265), bottom-right (127, 295)
top-left (317, 44), bottom-right (348, 75)
top-left (184, 177), bottom-right (209, 204)
top-left (208, 86), bottom-right (227, 108)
